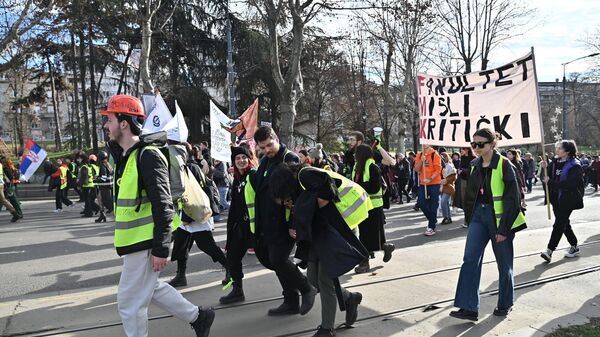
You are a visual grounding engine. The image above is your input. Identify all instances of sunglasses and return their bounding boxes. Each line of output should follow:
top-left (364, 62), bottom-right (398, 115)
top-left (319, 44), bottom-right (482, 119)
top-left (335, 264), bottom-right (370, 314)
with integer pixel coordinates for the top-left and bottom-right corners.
top-left (470, 141), bottom-right (490, 149)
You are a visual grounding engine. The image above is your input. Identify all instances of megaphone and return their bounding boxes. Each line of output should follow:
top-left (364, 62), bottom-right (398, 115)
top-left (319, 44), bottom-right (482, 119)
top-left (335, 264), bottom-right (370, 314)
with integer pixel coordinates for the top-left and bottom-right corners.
top-left (373, 127), bottom-right (383, 137)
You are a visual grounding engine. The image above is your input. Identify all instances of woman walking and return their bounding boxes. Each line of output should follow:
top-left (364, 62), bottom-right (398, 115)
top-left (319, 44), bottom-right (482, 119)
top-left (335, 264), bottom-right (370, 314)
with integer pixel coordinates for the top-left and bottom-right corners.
top-left (352, 144), bottom-right (394, 273)
top-left (440, 153), bottom-right (456, 225)
top-left (450, 128), bottom-right (526, 321)
top-left (219, 145), bottom-right (257, 304)
top-left (540, 140), bottom-right (584, 262)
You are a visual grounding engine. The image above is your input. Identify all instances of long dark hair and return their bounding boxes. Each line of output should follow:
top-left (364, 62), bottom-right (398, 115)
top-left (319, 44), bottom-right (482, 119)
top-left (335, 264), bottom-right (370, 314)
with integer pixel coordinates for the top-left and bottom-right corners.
top-left (354, 144), bottom-right (374, 180)
top-left (270, 163), bottom-right (307, 200)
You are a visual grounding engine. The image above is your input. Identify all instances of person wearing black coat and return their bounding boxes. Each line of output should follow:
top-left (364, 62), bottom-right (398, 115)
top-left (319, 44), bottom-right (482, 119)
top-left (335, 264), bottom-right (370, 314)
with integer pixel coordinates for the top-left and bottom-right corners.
top-left (352, 144), bottom-right (395, 273)
top-left (253, 126), bottom-right (317, 316)
top-left (270, 164), bottom-right (365, 337)
top-left (540, 140), bottom-right (584, 263)
top-left (394, 153), bottom-right (411, 204)
top-left (219, 145), bottom-right (257, 304)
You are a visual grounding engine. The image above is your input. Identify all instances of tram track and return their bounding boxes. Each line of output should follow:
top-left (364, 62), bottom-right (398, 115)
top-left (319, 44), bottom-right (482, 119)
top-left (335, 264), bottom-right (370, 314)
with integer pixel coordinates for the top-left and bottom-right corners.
top-left (17, 239), bottom-right (600, 337)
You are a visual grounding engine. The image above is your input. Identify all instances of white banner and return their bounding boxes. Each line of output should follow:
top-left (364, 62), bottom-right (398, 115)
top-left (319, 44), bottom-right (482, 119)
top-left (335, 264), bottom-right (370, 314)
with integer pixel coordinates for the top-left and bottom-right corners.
top-left (210, 100), bottom-right (232, 163)
top-left (165, 100), bottom-right (189, 142)
top-left (417, 52), bottom-right (542, 147)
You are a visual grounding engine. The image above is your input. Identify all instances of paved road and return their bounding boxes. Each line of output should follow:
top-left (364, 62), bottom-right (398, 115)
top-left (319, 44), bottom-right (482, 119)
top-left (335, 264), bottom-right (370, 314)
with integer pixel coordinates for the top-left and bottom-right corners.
top-left (0, 184), bottom-right (599, 301)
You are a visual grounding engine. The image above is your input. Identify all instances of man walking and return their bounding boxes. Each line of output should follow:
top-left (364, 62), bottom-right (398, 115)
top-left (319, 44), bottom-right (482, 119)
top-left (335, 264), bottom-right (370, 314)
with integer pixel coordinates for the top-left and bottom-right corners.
top-left (252, 126), bottom-right (317, 316)
top-left (102, 94), bottom-right (214, 337)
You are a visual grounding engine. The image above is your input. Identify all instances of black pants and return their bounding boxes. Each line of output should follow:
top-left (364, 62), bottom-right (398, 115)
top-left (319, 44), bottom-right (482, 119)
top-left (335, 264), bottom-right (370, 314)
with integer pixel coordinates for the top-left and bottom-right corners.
top-left (396, 179), bottom-right (410, 202)
top-left (55, 188), bottom-right (72, 209)
top-left (227, 229), bottom-right (253, 282)
top-left (548, 206), bottom-right (578, 251)
top-left (82, 187), bottom-right (100, 216)
top-left (171, 228), bottom-right (227, 269)
top-left (255, 240), bottom-right (310, 303)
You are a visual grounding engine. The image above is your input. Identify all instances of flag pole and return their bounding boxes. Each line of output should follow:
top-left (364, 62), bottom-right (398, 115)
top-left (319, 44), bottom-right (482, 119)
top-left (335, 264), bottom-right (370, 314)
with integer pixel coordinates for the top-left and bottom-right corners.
top-left (531, 47), bottom-right (552, 220)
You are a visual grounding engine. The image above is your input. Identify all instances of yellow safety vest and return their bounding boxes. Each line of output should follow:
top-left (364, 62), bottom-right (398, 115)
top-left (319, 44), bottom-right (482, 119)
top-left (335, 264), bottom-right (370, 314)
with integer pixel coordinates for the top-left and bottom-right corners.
top-left (352, 158), bottom-right (383, 208)
top-left (471, 156), bottom-right (527, 231)
top-left (68, 162), bottom-right (77, 179)
top-left (114, 146), bottom-right (178, 249)
top-left (82, 164), bottom-right (99, 188)
top-left (59, 166), bottom-right (68, 190)
top-left (300, 167), bottom-right (373, 230)
top-left (244, 174), bottom-right (256, 234)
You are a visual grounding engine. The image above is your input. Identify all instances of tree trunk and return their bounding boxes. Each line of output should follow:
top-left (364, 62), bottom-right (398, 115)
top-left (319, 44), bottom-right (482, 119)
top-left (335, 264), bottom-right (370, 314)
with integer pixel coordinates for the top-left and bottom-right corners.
top-left (279, 97), bottom-right (297, 146)
top-left (70, 32), bottom-right (82, 149)
top-left (382, 41), bottom-right (394, 149)
top-left (88, 22), bottom-right (98, 152)
top-left (46, 54), bottom-right (63, 151)
top-left (78, 31), bottom-right (91, 148)
top-left (117, 45), bottom-right (133, 95)
top-left (140, 3), bottom-right (154, 93)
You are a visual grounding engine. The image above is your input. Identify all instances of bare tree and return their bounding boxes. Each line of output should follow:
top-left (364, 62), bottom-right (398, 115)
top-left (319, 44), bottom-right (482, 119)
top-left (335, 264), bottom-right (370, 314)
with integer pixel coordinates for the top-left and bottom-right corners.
top-left (0, 0), bottom-right (55, 55)
top-left (434, 0), bottom-right (534, 72)
top-left (248, 0), bottom-right (331, 146)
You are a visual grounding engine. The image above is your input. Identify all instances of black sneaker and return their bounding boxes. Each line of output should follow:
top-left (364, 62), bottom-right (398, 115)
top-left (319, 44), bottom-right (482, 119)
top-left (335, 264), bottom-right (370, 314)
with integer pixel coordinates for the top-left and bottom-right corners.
top-left (449, 308), bottom-right (478, 321)
top-left (190, 307), bottom-right (215, 337)
top-left (344, 292), bottom-right (362, 326)
top-left (493, 306), bottom-right (512, 317)
top-left (312, 325), bottom-right (335, 337)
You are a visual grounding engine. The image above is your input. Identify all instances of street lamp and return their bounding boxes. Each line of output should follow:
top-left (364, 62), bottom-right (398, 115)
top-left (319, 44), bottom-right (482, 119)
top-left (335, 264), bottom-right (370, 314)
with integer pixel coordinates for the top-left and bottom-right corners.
top-left (561, 52), bottom-right (600, 139)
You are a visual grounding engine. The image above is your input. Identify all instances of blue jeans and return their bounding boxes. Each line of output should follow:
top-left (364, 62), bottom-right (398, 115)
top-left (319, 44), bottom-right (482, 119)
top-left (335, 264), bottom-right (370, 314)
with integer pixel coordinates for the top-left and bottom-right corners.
top-left (440, 193), bottom-right (452, 219)
top-left (218, 186), bottom-right (230, 210)
top-left (417, 184), bottom-right (440, 229)
top-left (454, 203), bottom-right (514, 312)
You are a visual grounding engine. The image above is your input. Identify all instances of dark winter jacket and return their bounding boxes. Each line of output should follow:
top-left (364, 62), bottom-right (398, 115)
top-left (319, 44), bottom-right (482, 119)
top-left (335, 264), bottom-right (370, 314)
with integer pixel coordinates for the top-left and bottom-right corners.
top-left (226, 169), bottom-right (256, 249)
top-left (255, 144), bottom-right (299, 244)
top-left (548, 158), bottom-right (584, 211)
top-left (109, 134), bottom-right (174, 258)
top-left (464, 151), bottom-right (524, 236)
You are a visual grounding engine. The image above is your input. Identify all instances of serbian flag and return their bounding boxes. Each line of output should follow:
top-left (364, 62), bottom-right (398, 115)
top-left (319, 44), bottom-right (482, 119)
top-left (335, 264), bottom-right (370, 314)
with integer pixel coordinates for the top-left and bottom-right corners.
top-left (20, 139), bottom-right (47, 182)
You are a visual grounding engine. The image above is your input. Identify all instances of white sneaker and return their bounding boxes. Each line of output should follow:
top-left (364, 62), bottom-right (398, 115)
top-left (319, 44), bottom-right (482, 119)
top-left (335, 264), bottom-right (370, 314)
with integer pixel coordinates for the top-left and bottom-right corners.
top-left (540, 248), bottom-right (552, 262)
top-left (564, 246), bottom-right (580, 258)
top-left (424, 228), bottom-right (436, 236)
top-left (53, 209), bottom-right (63, 214)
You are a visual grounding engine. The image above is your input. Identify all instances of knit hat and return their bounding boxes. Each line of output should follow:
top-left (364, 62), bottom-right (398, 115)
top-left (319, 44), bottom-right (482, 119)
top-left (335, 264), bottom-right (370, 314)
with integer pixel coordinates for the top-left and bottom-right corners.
top-left (231, 144), bottom-right (253, 163)
top-left (308, 143), bottom-right (324, 160)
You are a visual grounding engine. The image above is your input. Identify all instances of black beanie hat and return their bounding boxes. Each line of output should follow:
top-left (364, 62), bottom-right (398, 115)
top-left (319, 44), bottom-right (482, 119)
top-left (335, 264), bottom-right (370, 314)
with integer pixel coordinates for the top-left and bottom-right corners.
top-left (231, 144), bottom-right (253, 163)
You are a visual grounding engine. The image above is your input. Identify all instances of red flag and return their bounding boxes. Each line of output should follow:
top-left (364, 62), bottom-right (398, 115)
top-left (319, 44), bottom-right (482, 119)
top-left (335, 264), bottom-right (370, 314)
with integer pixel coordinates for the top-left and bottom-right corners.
top-left (237, 98), bottom-right (259, 141)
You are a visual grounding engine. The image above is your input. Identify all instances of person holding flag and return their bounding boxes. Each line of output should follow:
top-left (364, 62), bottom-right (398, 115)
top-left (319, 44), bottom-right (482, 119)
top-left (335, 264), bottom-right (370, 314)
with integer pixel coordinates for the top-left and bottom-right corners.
top-left (414, 144), bottom-right (443, 236)
top-left (0, 156), bottom-right (21, 222)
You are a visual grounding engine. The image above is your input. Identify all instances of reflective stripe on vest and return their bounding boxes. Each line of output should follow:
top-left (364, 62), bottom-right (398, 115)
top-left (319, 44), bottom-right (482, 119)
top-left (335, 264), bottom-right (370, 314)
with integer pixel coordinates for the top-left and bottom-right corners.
top-left (352, 158), bottom-right (383, 208)
top-left (114, 147), bottom-right (169, 248)
top-left (59, 166), bottom-right (68, 189)
top-left (300, 167), bottom-right (373, 230)
top-left (471, 156), bottom-right (527, 230)
top-left (244, 174), bottom-right (256, 234)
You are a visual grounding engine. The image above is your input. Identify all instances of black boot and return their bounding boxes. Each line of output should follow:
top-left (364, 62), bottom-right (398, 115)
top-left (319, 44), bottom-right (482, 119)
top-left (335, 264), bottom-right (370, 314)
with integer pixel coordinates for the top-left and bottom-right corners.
top-left (219, 280), bottom-right (245, 304)
top-left (95, 212), bottom-right (106, 223)
top-left (382, 243), bottom-right (395, 263)
top-left (268, 291), bottom-right (299, 316)
top-left (168, 269), bottom-right (188, 287)
top-left (10, 212), bottom-right (19, 223)
top-left (300, 284), bottom-right (317, 315)
top-left (354, 259), bottom-right (370, 274)
top-left (221, 269), bottom-right (231, 286)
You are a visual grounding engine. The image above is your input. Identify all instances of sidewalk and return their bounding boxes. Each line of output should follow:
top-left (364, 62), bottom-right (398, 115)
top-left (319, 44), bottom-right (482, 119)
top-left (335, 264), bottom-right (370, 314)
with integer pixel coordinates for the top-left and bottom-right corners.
top-left (1, 218), bottom-right (599, 337)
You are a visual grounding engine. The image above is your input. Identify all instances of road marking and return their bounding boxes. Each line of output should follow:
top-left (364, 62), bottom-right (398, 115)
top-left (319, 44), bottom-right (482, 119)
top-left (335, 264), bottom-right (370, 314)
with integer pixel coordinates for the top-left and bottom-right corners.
top-left (0, 250), bottom-right (26, 255)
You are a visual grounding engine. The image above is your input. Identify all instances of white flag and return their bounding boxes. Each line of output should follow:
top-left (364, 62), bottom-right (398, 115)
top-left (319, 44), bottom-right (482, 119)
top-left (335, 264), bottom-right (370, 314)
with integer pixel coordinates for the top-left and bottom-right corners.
top-left (165, 100), bottom-right (189, 142)
top-left (210, 100), bottom-right (232, 163)
top-left (142, 93), bottom-right (173, 135)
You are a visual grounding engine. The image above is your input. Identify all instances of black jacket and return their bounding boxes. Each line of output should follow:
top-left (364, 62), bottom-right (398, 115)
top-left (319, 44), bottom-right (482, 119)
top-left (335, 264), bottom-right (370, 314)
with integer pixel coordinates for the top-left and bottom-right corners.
top-left (110, 137), bottom-right (174, 258)
top-left (255, 144), bottom-right (299, 244)
top-left (226, 169), bottom-right (256, 248)
top-left (548, 158), bottom-right (584, 211)
top-left (464, 151), bottom-right (525, 236)
top-left (395, 159), bottom-right (410, 181)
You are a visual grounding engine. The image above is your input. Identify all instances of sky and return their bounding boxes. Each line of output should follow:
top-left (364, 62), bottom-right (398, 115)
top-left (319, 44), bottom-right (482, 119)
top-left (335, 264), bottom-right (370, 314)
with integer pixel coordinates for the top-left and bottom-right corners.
top-left (491, 0), bottom-right (600, 82)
